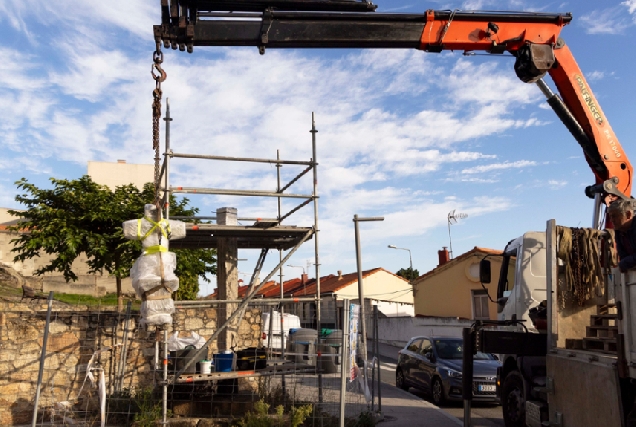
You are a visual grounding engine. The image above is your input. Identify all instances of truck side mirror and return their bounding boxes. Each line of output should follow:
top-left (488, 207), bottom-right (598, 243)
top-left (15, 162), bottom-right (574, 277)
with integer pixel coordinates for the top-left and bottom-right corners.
top-left (480, 259), bottom-right (491, 283)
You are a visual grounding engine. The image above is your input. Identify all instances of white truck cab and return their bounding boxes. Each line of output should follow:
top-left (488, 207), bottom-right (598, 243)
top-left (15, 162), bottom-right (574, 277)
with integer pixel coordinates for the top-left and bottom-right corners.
top-left (497, 231), bottom-right (548, 327)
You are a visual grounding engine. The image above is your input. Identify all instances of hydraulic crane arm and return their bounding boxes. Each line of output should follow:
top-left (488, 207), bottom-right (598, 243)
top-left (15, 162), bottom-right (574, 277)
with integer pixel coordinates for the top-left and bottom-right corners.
top-left (154, 0), bottom-right (632, 197)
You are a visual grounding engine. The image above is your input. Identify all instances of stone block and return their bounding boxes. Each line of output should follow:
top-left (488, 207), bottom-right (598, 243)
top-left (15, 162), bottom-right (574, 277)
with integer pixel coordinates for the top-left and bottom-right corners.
top-left (14, 357), bottom-right (39, 372)
top-left (0, 351), bottom-right (16, 362)
top-left (166, 418), bottom-right (199, 427)
top-left (48, 320), bottom-right (69, 334)
top-left (184, 317), bottom-right (204, 330)
top-left (0, 381), bottom-right (31, 395)
top-left (44, 354), bottom-right (63, 369)
top-left (0, 407), bottom-right (13, 427)
top-left (238, 322), bottom-right (251, 334)
top-left (46, 331), bottom-right (80, 352)
top-left (171, 401), bottom-right (196, 416)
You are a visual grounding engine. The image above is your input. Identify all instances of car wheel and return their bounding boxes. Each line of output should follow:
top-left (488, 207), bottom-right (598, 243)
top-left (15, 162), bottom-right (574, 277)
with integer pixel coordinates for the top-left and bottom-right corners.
top-left (502, 371), bottom-right (525, 427)
top-left (396, 368), bottom-right (408, 391)
top-left (431, 377), bottom-right (446, 406)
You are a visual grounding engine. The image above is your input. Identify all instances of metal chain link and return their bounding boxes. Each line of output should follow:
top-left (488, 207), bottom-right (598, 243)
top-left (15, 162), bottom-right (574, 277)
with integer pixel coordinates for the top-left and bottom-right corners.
top-left (151, 41), bottom-right (167, 217)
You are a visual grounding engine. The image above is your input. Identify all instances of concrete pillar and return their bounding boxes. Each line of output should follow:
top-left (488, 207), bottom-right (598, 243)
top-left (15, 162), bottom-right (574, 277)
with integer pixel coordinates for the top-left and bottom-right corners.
top-left (216, 207), bottom-right (238, 351)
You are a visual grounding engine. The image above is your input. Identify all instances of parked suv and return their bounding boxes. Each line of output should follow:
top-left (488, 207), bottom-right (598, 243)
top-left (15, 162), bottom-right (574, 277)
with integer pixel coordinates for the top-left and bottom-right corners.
top-left (395, 336), bottom-right (501, 405)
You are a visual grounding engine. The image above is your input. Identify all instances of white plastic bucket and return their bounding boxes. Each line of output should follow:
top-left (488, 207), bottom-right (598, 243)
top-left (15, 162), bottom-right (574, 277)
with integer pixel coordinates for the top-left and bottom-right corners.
top-left (199, 360), bottom-right (212, 375)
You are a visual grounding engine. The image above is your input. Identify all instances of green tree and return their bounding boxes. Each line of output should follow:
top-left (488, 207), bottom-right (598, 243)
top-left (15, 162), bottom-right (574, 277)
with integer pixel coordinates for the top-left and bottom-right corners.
top-left (9, 176), bottom-right (215, 304)
top-left (396, 267), bottom-right (419, 282)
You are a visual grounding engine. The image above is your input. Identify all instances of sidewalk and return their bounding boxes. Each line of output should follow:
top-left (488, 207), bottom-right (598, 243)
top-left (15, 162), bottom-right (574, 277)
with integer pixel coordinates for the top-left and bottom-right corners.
top-left (378, 376), bottom-right (462, 427)
top-left (366, 340), bottom-right (463, 427)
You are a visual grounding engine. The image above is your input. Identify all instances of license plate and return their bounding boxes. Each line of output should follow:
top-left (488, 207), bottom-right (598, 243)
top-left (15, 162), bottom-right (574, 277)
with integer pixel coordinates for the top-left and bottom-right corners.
top-left (479, 384), bottom-right (496, 392)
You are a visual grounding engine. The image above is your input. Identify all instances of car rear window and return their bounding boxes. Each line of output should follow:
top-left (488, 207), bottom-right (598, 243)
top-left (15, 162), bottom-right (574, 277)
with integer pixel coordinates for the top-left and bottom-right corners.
top-left (434, 339), bottom-right (493, 360)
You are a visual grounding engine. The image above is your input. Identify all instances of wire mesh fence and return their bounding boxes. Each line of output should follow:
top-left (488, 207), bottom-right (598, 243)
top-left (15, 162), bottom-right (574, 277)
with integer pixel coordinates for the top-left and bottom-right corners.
top-left (1, 296), bottom-right (379, 426)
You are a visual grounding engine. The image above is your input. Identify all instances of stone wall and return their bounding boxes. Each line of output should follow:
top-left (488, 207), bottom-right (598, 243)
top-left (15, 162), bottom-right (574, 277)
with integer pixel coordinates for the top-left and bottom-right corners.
top-left (0, 299), bottom-right (262, 425)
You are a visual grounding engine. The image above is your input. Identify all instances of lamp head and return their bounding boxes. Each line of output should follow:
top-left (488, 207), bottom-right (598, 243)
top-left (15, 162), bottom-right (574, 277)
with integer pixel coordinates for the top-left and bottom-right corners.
top-left (388, 245), bottom-right (397, 249)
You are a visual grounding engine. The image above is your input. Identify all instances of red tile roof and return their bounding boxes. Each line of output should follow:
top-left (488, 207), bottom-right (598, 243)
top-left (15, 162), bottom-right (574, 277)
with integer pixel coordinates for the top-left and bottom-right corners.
top-left (204, 267), bottom-right (406, 299)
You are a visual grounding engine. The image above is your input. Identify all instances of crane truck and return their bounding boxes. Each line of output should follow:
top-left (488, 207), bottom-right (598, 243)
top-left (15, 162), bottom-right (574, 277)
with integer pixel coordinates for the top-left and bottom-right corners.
top-left (152, 1), bottom-right (634, 425)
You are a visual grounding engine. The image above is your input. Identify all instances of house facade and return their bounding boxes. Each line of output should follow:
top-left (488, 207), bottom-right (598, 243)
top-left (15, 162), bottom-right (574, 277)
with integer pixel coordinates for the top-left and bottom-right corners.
top-left (412, 247), bottom-right (505, 320)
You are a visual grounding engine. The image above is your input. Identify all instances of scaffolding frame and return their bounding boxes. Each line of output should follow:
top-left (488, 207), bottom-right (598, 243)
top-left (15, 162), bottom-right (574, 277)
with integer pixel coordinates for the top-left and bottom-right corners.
top-left (155, 101), bottom-right (325, 408)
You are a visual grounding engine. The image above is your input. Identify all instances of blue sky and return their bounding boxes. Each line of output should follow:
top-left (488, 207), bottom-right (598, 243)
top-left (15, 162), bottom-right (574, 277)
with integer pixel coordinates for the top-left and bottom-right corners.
top-left (2, 0), bottom-right (635, 296)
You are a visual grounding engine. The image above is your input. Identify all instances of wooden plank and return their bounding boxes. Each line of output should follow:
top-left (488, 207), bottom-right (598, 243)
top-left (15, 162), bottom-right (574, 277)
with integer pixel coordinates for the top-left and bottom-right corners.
top-left (173, 363), bottom-right (315, 384)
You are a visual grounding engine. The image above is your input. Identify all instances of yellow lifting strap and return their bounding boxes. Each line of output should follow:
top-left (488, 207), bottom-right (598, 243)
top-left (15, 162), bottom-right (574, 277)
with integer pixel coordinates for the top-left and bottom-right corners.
top-left (137, 217), bottom-right (171, 240)
top-left (137, 217), bottom-right (172, 256)
top-left (143, 245), bottom-right (167, 256)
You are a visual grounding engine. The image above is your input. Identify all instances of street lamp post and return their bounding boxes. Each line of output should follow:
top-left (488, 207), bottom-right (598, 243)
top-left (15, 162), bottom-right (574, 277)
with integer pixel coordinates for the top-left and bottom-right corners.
top-left (387, 245), bottom-right (413, 277)
top-left (286, 265), bottom-right (306, 275)
top-left (353, 214), bottom-right (384, 368)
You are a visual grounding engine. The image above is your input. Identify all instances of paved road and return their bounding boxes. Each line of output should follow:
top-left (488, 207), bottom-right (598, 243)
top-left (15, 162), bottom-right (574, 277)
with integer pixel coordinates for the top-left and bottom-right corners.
top-left (369, 342), bottom-right (505, 427)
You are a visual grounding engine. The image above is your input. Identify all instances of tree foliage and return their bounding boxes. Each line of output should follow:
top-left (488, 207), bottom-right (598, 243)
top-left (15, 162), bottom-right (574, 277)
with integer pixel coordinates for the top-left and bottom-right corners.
top-left (396, 267), bottom-right (419, 281)
top-left (9, 176), bottom-right (215, 300)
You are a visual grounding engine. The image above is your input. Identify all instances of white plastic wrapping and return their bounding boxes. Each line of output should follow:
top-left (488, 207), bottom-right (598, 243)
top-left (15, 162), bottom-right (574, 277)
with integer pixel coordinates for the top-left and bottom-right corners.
top-left (141, 298), bottom-right (175, 317)
top-left (167, 331), bottom-right (207, 351)
top-left (130, 252), bottom-right (179, 296)
top-left (141, 313), bottom-right (173, 326)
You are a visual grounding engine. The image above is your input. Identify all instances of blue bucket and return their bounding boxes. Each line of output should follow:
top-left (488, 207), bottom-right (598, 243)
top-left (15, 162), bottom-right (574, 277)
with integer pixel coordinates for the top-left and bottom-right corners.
top-left (214, 352), bottom-right (234, 372)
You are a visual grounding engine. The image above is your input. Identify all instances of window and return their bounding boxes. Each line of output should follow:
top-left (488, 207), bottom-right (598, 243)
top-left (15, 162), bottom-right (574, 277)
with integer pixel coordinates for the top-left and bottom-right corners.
top-left (407, 339), bottom-right (423, 352)
top-left (506, 257), bottom-right (517, 293)
top-left (472, 290), bottom-right (490, 320)
top-left (420, 339), bottom-right (432, 356)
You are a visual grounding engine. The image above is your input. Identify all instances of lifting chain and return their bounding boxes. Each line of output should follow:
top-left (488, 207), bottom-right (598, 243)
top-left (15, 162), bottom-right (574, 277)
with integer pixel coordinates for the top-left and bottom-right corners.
top-left (151, 41), bottom-right (167, 219)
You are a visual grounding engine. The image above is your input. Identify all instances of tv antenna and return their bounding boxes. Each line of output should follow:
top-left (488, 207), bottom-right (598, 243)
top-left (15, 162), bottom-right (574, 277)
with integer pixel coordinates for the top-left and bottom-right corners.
top-left (447, 209), bottom-right (468, 259)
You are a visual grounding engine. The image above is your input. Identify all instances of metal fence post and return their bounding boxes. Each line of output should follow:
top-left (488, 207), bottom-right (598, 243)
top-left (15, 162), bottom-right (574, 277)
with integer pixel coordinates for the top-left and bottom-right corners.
top-left (339, 299), bottom-right (350, 427)
top-left (462, 327), bottom-right (474, 427)
top-left (163, 328), bottom-right (168, 426)
top-left (32, 292), bottom-right (54, 427)
top-left (374, 304), bottom-right (382, 412)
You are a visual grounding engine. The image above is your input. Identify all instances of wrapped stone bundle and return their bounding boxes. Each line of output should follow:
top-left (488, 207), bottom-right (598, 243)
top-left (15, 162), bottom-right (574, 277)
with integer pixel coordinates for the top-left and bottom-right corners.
top-left (123, 204), bottom-right (186, 327)
top-left (130, 252), bottom-right (179, 296)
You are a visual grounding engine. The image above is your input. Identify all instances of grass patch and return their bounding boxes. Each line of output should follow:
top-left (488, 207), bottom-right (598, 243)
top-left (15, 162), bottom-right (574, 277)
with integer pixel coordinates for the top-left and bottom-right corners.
top-left (0, 282), bottom-right (140, 309)
top-left (0, 283), bottom-right (23, 298)
top-left (54, 293), bottom-right (140, 309)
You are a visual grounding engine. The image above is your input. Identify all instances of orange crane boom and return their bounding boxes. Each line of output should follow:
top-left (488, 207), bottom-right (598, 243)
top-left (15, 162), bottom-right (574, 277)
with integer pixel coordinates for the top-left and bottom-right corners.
top-left (154, 1), bottom-right (632, 198)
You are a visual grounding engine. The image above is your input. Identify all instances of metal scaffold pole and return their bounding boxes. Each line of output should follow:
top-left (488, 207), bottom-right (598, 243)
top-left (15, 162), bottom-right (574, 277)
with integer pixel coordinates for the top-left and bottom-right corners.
top-left (311, 112), bottom-right (323, 406)
top-left (163, 328), bottom-right (168, 426)
top-left (277, 149), bottom-right (287, 393)
top-left (32, 292), bottom-right (54, 427)
top-left (339, 299), bottom-right (350, 427)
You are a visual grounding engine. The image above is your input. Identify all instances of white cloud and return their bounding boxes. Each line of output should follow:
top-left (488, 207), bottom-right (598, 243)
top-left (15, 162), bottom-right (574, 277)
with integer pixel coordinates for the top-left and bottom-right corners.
top-left (586, 70), bottom-right (616, 81)
top-left (462, 0), bottom-right (494, 10)
top-left (461, 160), bottom-right (537, 174)
top-left (548, 180), bottom-right (568, 188)
top-left (623, 0), bottom-right (636, 15)
top-left (580, 6), bottom-right (633, 34)
top-left (0, 0), bottom-right (157, 39)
